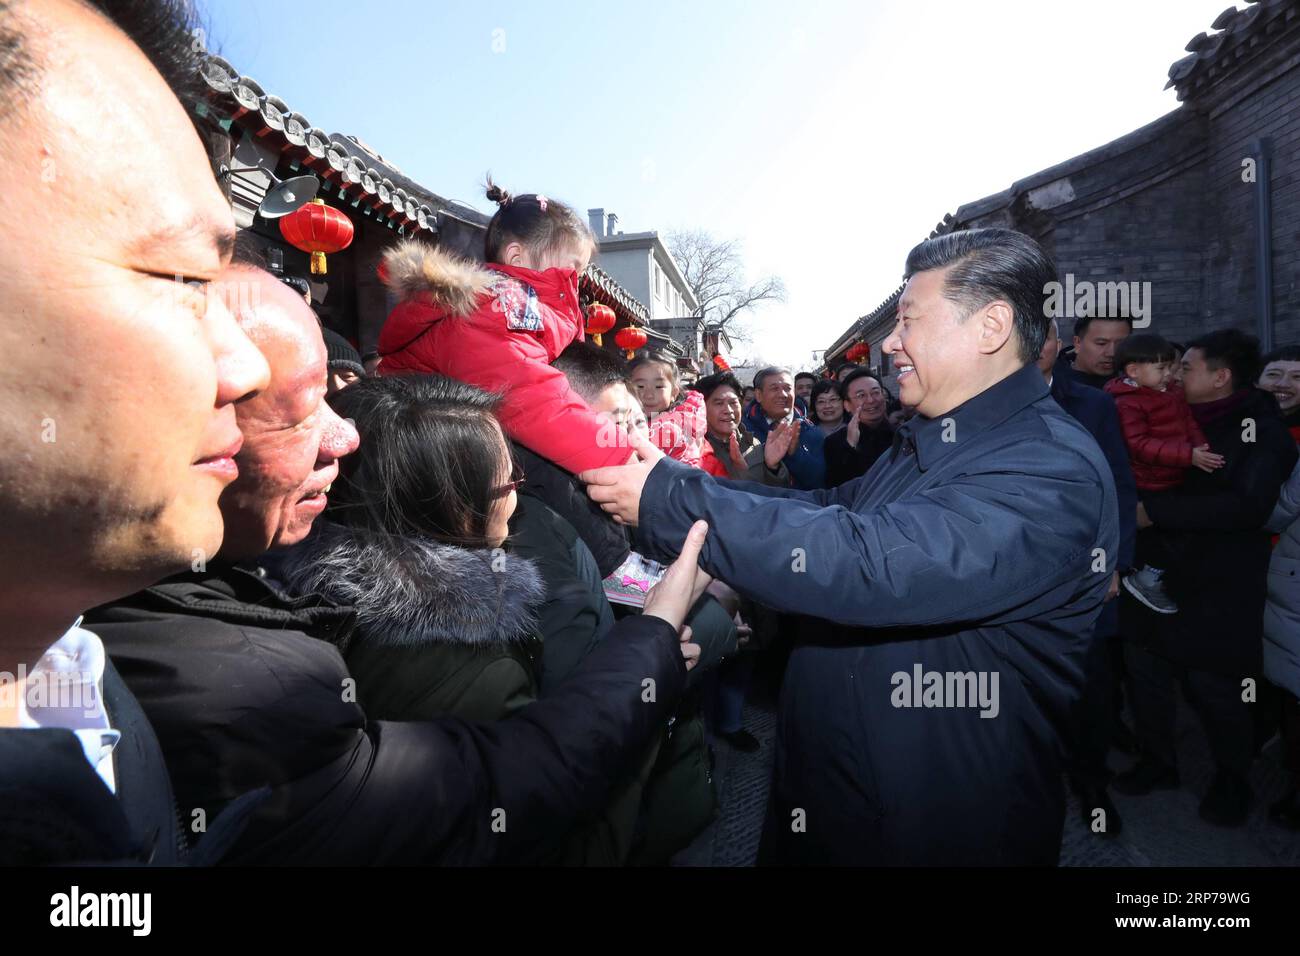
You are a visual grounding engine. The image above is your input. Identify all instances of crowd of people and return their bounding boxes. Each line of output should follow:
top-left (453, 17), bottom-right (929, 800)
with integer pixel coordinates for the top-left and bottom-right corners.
top-left (4, 0), bottom-right (1300, 868)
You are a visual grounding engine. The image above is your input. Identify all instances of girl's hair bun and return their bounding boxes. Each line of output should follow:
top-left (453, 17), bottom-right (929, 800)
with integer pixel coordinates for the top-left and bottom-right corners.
top-left (484, 175), bottom-right (512, 207)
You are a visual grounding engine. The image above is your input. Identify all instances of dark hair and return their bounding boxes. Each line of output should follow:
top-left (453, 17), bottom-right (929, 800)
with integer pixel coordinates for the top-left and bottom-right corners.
top-left (231, 231), bottom-right (267, 270)
top-left (839, 367), bottom-right (884, 400)
top-left (1262, 345), bottom-right (1300, 366)
top-left (753, 366), bottom-right (792, 391)
top-left (551, 341), bottom-right (629, 405)
top-left (794, 371), bottom-right (817, 386)
top-left (809, 379), bottom-right (846, 424)
top-left (903, 227), bottom-right (1058, 364)
top-left (1186, 329), bottom-right (1261, 393)
top-left (326, 375), bottom-right (510, 548)
top-left (1073, 315), bottom-right (1135, 340)
top-left (1115, 333), bottom-right (1176, 372)
top-left (483, 175), bottom-right (593, 265)
top-left (692, 372), bottom-right (742, 401)
top-left (628, 353), bottom-right (680, 385)
top-left (2, 0), bottom-right (206, 125)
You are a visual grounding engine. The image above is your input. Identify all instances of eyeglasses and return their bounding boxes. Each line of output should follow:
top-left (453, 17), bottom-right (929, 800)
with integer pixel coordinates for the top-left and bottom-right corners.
top-left (490, 461), bottom-right (525, 500)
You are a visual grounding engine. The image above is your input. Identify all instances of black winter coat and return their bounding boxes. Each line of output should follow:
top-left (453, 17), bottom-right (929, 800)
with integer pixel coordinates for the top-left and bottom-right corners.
top-left (822, 419), bottom-right (894, 488)
top-left (1124, 387), bottom-right (1298, 676)
top-left (508, 494), bottom-right (614, 691)
top-left (0, 660), bottom-right (259, 865)
top-left (513, 443), bottom-right (631, 577)
top-left (84, 563), bottom-right (686, 864)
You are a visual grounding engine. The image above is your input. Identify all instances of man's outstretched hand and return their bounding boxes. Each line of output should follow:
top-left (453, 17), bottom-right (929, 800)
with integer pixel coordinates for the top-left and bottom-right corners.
top-left (579, 425), bottom-right (665, 526)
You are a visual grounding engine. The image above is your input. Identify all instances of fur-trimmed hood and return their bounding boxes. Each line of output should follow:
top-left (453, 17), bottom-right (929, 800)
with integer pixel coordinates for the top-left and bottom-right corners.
top-left (381, 239), bottom-right (496, 318)
top-left (280, 522), bottom-right (546, 648)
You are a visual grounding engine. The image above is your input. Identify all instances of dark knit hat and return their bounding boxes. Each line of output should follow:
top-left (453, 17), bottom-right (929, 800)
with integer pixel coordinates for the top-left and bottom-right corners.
top-left (322, 328), bottom-right (364, 377)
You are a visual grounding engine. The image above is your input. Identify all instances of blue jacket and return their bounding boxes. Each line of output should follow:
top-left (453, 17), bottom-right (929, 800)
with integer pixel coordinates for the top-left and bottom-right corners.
top-left (1050, 371), bottom-right (1136, 639)
top-left (743, 401), bottom-right (827, 490)
top-left (636, 363), bottom-right (1117, 864)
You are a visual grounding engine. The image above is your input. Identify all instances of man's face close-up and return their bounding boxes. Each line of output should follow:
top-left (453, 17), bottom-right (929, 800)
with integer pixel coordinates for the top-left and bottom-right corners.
top-left (1259, 359), bottom-right (1300, 413)
top-left (845, 376), bottom-right (886, 427)
top-left (1180, 347), bottom-right (1229, 405)
top-left (0, 0), bottom-right (269, 596)
top-left (1072, 319), bottom-right (1131, 377)
top-left (883, 268), bottom-right (979, 419)
top-left (794, 377), bottom-right (815, 402)
top-left (758, 373), bottom-right (794, 420)
top-left (705, 386), bottom-right (742, 439)
top-left (216, 268), bottom-right (359, 558)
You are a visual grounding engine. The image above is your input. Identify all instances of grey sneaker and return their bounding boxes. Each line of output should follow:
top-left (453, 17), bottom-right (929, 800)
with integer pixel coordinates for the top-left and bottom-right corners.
top-left (1123, 565), bottom-right (1178, 614)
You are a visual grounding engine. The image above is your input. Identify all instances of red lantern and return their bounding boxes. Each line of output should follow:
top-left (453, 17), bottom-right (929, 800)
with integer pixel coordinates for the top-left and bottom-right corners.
top-left (845, 342), bottom-right (870, 364)
top-left (585, 303), bottom-right (616, 346)
top-left (713, 354), bottom-right (731, 371)
top-left (614, 325), bottom-right (648, 359)
top-left (280, 198), bottom-right (354, 275)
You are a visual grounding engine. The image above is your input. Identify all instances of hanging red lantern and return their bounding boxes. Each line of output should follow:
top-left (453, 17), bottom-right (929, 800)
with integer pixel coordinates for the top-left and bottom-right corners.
top-left (585, 303), bottom-right (616, 346)
top-left (279, 198), bottom-right (354, 275)
top-left (713, 354), bottom-right (731, 371)
top-left (614, 325), bottom-right (648, 359)
top-left (845, 341), bottom-right (870, 364)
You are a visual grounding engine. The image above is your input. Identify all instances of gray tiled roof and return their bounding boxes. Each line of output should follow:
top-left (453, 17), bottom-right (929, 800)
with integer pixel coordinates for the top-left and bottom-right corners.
top-left (197, 54), bottom-right (484, 235)
top-left (1165, 1), bottom-right (1297, 101)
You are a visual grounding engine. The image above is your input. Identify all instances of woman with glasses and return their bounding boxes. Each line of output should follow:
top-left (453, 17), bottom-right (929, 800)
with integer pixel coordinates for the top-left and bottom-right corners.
top-left (810, 378), bottom-right (849, 436)
top-left (283, 372), bottom-right (703, 864)
top-left (284, 373), bottom-right (542, 721)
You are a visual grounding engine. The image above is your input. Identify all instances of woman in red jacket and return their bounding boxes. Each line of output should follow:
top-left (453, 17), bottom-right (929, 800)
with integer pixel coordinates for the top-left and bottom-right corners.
top-left (377, 180), bottom-right (633, 475)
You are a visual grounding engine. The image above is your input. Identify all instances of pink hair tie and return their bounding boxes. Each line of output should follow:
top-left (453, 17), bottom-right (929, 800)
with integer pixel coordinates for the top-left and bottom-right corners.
top-left (537, 195), bottom-right (549, 212)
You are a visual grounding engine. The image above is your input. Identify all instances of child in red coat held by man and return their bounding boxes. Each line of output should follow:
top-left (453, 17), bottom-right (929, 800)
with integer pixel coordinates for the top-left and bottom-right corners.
top-left (376, 180), bottom-right (633, 475)
top-left (1105, 333), bottom-right (1225, 614)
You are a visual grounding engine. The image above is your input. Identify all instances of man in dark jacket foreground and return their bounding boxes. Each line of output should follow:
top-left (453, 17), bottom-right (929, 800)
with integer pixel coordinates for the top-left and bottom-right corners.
top-left (88, 263), bottom-right (709, 864)
top-left (0, 0), bottom-right (273, 864)
top-left (583, 229), bottom-right (1118, 865)
top-left (1039, 317), bottom-right (1137, 836)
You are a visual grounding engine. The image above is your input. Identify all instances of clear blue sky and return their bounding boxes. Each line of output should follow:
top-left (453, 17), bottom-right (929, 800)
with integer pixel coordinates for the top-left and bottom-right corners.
top-left (202, 0), bottom-right (1232, 367)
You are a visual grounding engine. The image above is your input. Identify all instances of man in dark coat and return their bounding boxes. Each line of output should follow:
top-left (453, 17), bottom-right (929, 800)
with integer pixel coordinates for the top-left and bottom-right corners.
top-left (1038, 317), bottom-right (1137, 836)
top-left (583, 229), bottom-right (1118, 865)
top-left (1053, 315), bottom-right (1134, 390)
top-left (1116, 330), bottom-right (1298, 826)
top-left (823, 368), bottom-right (895, 487)
top-left (0, 0), bottom-right (273, 864)
top-left (88, 262), bottom-right (707, 864)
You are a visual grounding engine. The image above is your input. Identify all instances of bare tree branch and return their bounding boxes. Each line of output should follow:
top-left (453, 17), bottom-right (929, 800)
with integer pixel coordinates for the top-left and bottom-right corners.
top-left (666, 230), bottom-right (785, 341)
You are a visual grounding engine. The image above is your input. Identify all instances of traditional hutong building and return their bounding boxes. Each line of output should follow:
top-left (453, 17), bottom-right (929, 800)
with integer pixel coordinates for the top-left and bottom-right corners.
top-left (191, 53), bottom-right (650, 357)
top-left (825, 0), bottom-right (1300, 392)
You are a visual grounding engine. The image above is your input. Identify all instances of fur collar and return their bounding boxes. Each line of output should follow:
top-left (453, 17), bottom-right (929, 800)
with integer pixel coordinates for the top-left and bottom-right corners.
top-left (280, 523), bottom-right (545, 648)
top-left (381, 239), bottom-right (496, 318)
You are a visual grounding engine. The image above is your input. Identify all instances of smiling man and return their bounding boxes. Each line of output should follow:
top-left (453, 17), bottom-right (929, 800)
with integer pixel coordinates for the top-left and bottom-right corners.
top-left (582, 228), bottom-right (1118, 865)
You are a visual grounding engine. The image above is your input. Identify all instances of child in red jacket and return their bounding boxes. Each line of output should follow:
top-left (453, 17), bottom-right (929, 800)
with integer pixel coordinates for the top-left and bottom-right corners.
top-left (1105, 333), bottom-right (1224, 613)
top-left (376, 181), bottom-right (632, 475)
top-left (629, 354), bottom-right (706, 468)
